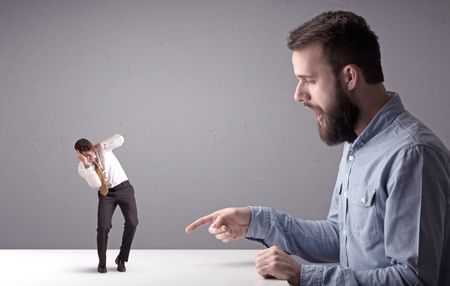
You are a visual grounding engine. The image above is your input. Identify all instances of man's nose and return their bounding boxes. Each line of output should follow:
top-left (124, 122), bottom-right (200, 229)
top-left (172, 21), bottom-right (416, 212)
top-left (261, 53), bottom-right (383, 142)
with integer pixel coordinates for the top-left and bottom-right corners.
top-left (293, 82), bottom-right (309, 102)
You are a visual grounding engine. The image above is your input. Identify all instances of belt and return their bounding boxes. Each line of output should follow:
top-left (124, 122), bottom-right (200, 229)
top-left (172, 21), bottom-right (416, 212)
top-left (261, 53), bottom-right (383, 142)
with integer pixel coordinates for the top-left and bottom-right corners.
top-left (108, 180), bottom-right (131, 192)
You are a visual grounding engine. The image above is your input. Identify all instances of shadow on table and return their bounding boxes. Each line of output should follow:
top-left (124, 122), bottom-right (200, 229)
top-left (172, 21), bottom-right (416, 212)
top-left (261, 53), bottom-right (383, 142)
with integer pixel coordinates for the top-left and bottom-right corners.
top-left (72, 267), bottom-right (102, 274)
top-left (194, 261), bottom-right (254, 268)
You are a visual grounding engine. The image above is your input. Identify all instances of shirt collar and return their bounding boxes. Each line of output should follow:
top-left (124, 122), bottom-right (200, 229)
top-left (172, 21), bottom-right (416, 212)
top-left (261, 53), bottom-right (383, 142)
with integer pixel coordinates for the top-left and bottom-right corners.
top-left (349, 91), bottom-right (404, 152)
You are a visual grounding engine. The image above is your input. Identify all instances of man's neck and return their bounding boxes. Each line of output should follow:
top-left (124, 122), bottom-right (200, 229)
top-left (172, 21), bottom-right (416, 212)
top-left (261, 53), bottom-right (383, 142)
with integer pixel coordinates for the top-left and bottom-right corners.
top-left (354, 83), bottom-right (390, 136)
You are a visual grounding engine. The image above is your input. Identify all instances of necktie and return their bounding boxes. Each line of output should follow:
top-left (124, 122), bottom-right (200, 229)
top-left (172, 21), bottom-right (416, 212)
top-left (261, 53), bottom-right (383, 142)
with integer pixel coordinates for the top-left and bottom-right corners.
top-left (92, 161), bottom-right (109, 196)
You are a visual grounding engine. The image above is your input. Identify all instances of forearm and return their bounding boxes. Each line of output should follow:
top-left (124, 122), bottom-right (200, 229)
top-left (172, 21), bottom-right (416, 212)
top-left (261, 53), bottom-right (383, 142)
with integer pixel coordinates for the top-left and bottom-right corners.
top-left (77, 162), bottom-right (101, 188)
top-left (247, 206), bottom-right (340, 263)
top-left (98, 134), bottom-right (124, 151)
top-left (301, 263), bottom-right (423, 286)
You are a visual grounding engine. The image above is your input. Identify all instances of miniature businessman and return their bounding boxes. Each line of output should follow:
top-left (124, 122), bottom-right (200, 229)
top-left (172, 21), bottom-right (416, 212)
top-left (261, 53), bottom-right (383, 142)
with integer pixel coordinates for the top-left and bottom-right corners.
top-left (75, 134), bottom-right (138, 273)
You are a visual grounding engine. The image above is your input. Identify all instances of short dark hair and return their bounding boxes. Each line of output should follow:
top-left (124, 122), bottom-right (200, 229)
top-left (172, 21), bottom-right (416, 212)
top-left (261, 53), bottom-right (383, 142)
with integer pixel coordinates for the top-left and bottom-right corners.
top-left (74, 138), bottom-right (93, 152)
top-left (288, 11), bottom-right (384, 84)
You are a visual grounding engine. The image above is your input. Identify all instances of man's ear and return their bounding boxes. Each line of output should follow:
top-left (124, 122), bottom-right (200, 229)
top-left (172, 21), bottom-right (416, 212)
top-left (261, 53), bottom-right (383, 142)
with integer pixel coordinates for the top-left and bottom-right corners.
top-left (342, 64), bottom-right (358, 91)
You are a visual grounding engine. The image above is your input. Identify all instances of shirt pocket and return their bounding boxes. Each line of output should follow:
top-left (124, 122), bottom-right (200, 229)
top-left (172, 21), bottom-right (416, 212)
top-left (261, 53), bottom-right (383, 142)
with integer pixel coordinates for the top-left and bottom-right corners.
top-left (347, 185), bottom-right (381, 243)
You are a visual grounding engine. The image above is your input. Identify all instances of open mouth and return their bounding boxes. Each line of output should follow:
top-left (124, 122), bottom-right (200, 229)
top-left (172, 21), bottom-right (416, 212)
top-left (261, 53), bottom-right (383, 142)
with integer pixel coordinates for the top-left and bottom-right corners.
top-left (315, 110), bottom-right (323, 123)
top-left (305, 105), bottom-right (323, 124)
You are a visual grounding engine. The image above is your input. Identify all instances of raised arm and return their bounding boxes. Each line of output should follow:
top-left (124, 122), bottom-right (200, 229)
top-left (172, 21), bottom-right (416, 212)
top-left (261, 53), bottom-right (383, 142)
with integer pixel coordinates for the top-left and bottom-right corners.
top-left (75, 150), bottom-right (101, 189)
top-left (96, 134), bottom-right (124, 151)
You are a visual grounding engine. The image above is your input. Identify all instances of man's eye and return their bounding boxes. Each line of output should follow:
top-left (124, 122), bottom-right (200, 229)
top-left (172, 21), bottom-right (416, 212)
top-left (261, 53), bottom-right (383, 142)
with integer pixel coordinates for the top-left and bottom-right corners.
top-left (300, 78), bottom-right (314, 85)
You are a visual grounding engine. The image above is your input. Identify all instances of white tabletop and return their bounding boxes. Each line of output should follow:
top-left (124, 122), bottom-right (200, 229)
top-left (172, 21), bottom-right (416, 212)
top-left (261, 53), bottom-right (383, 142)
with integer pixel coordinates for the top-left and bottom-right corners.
top-left (0, 249), bottom-right (289, 286)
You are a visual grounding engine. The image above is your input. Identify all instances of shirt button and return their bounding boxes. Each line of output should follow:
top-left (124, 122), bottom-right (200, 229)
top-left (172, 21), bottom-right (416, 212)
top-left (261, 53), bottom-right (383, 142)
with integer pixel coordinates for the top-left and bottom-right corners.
top-left (348, 155), bottom-right (354, 161)
top-left (361, 197), bottom-right (366, 204)
top-left (342, 230), bottom-right (346, 236)
top-left (343, 192), bottom-right (348, 198)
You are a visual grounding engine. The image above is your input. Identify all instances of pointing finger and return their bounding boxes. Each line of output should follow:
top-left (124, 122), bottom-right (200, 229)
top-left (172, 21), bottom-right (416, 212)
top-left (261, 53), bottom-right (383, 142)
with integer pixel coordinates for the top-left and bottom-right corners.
top-left (185, 213), bottom-right (214, 233)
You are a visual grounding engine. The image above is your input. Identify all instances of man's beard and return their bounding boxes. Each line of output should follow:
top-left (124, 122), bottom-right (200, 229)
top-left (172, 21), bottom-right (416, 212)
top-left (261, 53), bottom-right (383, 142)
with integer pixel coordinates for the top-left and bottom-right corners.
top-left (318, 82), bottom-right (359, 146)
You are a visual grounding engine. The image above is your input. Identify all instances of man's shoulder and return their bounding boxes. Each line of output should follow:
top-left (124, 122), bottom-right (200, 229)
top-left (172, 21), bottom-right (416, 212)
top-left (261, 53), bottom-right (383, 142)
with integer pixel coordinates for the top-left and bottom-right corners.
top-left (392, 111), bottom-right (448, 157)
top-left (97, 148), bottom-right (118, 162)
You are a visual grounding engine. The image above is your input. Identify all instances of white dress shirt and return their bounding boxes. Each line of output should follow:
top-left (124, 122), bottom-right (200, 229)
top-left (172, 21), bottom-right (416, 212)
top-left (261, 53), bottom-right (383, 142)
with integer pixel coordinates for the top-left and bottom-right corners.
top-left (78, 134), bottom-right (129, 189)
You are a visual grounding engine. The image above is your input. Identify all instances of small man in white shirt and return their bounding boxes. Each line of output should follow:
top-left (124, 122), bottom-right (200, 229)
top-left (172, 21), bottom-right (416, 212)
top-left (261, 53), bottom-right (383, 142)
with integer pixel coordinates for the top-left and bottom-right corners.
top-left (74, 134), bottom-right (138, 273)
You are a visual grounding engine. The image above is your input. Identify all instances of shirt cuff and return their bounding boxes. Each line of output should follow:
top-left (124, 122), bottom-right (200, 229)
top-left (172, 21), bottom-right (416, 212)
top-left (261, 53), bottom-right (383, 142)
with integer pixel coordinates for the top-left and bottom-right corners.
top-left (246, 206), bottom-right (271, 240)
top-left (300, 264), bottom-right (324, 286)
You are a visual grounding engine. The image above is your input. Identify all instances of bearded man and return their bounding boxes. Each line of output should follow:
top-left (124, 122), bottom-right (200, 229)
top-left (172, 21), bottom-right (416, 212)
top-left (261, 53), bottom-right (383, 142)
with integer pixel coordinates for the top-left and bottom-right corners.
top-left (185, 11), bottom-right (450, 286)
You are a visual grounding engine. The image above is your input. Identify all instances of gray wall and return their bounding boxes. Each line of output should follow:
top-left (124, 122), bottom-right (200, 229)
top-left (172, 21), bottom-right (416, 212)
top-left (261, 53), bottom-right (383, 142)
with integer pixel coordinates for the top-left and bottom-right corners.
top-left (1, 0), bottom-right (449, 249)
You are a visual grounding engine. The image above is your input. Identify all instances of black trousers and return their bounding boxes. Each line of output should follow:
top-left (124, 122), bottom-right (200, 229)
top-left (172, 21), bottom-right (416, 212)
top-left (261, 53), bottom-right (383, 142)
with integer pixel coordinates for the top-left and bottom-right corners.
top-left (97, 180), bottom-right (138, 266)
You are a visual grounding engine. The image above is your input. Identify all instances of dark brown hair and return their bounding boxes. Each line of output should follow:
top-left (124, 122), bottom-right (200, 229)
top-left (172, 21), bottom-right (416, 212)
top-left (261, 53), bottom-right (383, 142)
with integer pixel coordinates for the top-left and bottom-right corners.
top-left (288, 11), bottom-right (384, 84)
top-left (74, 138), bottom-right (93, 152)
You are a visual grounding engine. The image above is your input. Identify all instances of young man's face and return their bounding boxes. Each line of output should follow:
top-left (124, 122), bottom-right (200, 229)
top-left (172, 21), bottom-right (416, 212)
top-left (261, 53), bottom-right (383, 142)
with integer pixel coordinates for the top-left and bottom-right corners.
top-left (81, 149), bottom-right (96, 162)
top-left (292, 43), bottom-right (358, 145)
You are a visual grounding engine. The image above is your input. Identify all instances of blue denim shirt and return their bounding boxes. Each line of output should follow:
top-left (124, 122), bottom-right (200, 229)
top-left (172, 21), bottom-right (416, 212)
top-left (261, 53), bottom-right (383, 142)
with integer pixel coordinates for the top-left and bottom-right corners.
top-left (247, 93), bottom-right (450, 285)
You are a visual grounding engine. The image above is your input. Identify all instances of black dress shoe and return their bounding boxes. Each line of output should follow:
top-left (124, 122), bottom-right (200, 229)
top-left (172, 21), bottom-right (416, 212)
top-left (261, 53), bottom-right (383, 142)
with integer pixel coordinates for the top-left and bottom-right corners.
top-left (115, 256), bottom-right (126, 272)
top-left (97, 265), bottom-right (107, 273)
